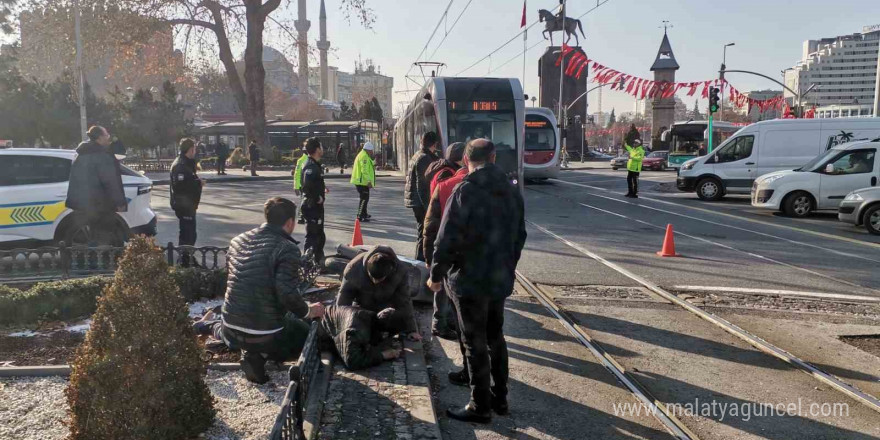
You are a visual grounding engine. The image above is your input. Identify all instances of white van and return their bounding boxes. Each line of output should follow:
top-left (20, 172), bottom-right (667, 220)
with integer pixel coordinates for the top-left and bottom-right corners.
top-left (676, 118), bottom-right (880, 200)
top-left (751, 140), bottom-right (880, 217)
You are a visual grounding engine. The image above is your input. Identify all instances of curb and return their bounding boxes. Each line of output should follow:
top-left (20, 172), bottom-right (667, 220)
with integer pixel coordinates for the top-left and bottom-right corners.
top-left (405, 319), bottom-right (444, 440)
top-left (151, 173), bottom-right (397, 185)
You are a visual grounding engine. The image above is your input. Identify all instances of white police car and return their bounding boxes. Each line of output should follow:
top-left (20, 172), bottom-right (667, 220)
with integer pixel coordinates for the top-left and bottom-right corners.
top-left (0, 148), bottom-right (156, 247)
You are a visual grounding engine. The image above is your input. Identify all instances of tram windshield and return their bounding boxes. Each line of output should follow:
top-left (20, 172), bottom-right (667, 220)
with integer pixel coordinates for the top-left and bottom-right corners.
top-left (525, 116), bottom-right (556, 151)
top-left (447, 102), bottom-right (517, 174)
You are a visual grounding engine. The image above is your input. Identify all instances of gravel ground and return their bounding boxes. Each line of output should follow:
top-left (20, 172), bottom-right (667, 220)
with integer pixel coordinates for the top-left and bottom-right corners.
top-left (840, 334), bottom-right (880, 359)
top-left (0, 370), bottom-right (291, 440)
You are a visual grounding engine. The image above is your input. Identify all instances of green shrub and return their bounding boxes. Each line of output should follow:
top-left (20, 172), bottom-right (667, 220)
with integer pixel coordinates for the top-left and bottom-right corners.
top-left (0, 268), bottom-right (226, 326)
top-left (66, 236), bottom-right (215, 440)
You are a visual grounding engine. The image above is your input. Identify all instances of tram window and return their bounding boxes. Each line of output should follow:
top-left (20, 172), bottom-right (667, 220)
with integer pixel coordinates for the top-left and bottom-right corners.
top-left (447, 112), bottom-right (516, 150)
top-left (525, 117), bottom-right (555, 151)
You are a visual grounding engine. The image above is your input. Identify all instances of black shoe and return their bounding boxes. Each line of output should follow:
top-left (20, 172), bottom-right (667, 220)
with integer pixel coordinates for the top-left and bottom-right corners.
top-left (240, 352), bottom-right (270, 384)
top-left (365, 214), bottom-right (372, 219)
top-left (448, 369), bottom-right (469, 387)
top-left (297, 218), bottom-right (306, 225)
top-left (492, 397), bottom-right (509, 416)
top-left (432, 327), bottom-right (458, 340)
top-left (631, 194), bottom-right (639, 199)
top-left (358, 217), bottom-right (371, 222)
top-left (624, 193), bottom-right (633, 198)
top-left (447, 404), bottom-right (491, 423)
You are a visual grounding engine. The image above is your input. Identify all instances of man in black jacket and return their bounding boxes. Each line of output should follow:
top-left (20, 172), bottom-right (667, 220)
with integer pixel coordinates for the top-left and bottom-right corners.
top-left (66, 125), bottom-right (127, 246)
top-left (170, 138), bottom-right (204, 247)
top-left (216, 140), bottom-right (229, 175)
top-left (403, 131), bottom-right (440, 261)
top-left (301, 137), bottom-right (328, 265)
top-left (336, 245), bottom-right (420, 341)
top-left (247, 140), bottom-right (260, 176)
top-left (428, 139), bottom-right (527, 423)
top-left (220, 197), bottom-right (325, 383)
top-left (317, 305), bottom-right (401, 370)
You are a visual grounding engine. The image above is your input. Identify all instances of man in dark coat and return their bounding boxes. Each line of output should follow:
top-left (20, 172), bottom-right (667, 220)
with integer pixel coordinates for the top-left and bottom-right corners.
top-left (247, 140), bottom-right (260, 176)
top-left (335, 143), bottom-right (347, 174)
top-left (301, 137), bottom-right (328, 264)
top-left (219, 197), bottom-right (325, 383)
top-left (65, 125), bottom-right (127, 245)
top-left (216, 140), bottom-right (229, 175)
top-left (336, 245), bottom-right (420, 341)
top-left (403, 131), bottom-right (440, 261)
top-left (170, 138), bottom-right (204, 247)
top-left (317, 305), bottom-right (402, 370)
top-left (429, 139), bottom-right (527, 423)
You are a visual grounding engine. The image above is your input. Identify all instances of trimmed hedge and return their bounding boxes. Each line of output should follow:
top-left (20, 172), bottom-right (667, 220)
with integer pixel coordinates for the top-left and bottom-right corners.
top-left (0, 267), bottom-right (226, 326)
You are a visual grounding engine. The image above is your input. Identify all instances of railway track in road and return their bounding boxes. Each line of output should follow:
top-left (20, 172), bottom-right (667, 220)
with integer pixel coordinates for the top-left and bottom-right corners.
top-left (516, 219), bottom-right (880, 418)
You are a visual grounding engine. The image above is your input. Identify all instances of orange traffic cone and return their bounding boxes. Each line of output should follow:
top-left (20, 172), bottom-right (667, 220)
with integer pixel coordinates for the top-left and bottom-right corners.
top-left (656, 224), bottom-right (680, 257)
top-left (351, 219), bottom-right (364, 246)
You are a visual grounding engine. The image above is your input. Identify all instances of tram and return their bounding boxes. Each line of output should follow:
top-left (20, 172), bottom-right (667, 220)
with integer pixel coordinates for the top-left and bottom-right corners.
top-left (523, 107), bottom-right (560, 180)
top-left (394, 77), bottom-right (525, 189)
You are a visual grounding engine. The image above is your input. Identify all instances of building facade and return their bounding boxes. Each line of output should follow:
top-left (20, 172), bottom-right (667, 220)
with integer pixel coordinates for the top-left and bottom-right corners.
top-left (650, 32), bottom-right (679, 148)
top-left (784, 25), bottom-right (880, 118)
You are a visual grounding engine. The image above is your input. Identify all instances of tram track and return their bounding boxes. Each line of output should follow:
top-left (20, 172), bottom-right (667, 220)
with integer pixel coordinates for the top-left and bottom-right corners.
top-left (517, 218), bottom-right (880, 418)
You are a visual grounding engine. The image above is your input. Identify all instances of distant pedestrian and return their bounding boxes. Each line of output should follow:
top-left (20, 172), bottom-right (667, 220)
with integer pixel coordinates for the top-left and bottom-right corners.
top-left (65, 125), bottom-right (127, 246)
top-left (247, 140), bottom-right (260, 176)
top-left (624, 138), bottom-right (645, 198)
top-left (351, 142), bottom-right (376, 222)
top-left (422, 142), bottom-right (466, 340)
top-left (429, 138), bottom-right (527, 424)
top-left (170, 138), bottom-right (204, 248)
top-left (301, 137), bottom-right (328, 265)
top-left (336, 143), bottom-right (347, 174)
top-left (216, 140), bottom-right (229, 175)
top-left (403, 131), bottom-right (440, 261)
top-left (293, 144), bottom-right (308, 224)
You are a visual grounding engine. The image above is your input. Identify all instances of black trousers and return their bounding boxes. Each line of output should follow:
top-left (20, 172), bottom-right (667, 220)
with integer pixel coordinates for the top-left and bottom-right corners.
top-left (176, 212), bottom-right (197, 246)
top-left (85, 211), bottom-right (122, 246)
top-left (199, 314), bottom-right (311, 362)
top-left (627, 170), bottom-right (640, 195)
top-left (450, 294), bottom-right (508, 411)
top-left (356, 185), bottom-right (370, 219)
top-left (412, 206), bottom-right (427, 261)
top-left (217, 157), bottom-right (226, 174)
top-left (303, 203), bottom-right (326, 264)
top-left (250, 159), bottom-right (258, 176)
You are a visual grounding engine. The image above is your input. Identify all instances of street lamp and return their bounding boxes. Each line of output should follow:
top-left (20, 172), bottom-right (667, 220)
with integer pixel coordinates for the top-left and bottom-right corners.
top-left (531, 96), bottom-right (537, 107)
top-left (720, 42), bottom-right (734, 120)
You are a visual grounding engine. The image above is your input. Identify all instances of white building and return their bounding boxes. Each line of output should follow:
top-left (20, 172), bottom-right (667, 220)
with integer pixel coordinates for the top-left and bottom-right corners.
top-left (784, 25), bottom-right (880, 118)
top-left (308, 60), bottom-right (392, 117)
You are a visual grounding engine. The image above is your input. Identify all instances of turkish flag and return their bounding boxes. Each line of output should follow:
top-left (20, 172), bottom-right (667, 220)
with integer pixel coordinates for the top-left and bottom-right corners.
top-left (521, 1), bottom-right (527, 27)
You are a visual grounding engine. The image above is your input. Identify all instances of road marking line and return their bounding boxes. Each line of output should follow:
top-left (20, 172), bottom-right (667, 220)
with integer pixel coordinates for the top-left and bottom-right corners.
top-left (528, 221), bottom-right (880, 415)
top-left (672, 286), bottom-right (880, 303)
top-left (551, 179), bottom-right (880, 263)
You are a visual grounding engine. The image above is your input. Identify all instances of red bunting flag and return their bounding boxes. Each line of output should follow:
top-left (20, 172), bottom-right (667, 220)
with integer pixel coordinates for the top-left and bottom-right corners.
top-left (521, 1), bottom-right (527, 27)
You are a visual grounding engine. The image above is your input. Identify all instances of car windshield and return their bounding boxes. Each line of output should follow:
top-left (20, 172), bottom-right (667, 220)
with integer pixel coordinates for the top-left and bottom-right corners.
top-left (797, 149), bottom-right (843, 172)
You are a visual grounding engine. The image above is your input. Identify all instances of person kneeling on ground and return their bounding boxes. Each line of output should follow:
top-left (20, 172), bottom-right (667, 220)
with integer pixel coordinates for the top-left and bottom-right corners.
top-left (210, 197), bottom-right (325, 384)
top-left (317, 305), bottom-right (402, 370)
top-left (336, 245), bottom-right (421, 342)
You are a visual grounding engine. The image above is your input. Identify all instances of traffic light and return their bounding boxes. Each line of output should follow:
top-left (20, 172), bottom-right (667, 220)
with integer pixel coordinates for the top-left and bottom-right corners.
top-left (709, 87), bottom-right (720, 114)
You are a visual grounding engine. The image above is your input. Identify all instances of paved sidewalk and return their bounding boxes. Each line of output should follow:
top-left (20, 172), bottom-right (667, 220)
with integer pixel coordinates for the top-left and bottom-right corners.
top-left (317, 333), bottom-right (441, 440)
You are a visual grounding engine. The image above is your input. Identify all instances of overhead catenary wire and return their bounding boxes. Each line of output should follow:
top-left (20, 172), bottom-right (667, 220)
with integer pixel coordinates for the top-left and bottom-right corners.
top-left (427, 0), bottom-right (476, 61)
top-left (404, 0), bottom-right (457, 81)
top-left (458, 0), bottom-right (612, 77)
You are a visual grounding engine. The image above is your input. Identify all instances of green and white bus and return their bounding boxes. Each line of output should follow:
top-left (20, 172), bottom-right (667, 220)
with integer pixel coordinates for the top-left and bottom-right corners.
top-left (662, 121), bottom-right (742, 170)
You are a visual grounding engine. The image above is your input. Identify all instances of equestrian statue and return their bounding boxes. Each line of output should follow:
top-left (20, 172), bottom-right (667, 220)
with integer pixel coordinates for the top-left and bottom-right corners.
top-left (538, 9), bottom-right (585, 46)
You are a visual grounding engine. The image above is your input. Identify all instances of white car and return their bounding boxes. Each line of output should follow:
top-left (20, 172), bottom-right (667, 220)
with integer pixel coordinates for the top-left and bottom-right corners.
top-left (751, 140), bottom-right (880, 217)
top-left (0, 148), bottom-right (156, 247)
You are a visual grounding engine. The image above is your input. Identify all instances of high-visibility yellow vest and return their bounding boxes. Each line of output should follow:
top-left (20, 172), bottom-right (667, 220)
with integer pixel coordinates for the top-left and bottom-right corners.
top-left (350, 150), bottom-right (376, 187)
top-left (625, 144), bottom-right (645, 173)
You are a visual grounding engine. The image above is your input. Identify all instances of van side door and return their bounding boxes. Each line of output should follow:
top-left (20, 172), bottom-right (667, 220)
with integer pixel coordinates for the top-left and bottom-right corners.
top-left (817, 148), bottom-right (877, 210)
top-left (707, 135), bottom-right (757, 194)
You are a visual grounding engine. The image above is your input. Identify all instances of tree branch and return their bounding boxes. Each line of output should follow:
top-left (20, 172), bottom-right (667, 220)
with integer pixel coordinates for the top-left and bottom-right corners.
top-left (166, 18), bottom-right (217, 31)
top-left (261, 0), bottom-right (282, 19)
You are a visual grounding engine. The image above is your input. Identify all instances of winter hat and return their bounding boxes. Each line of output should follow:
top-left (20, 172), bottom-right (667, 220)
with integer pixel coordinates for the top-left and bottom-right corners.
top-left (446, 142), bottom-right (466, 163)
top-left (363, 142), bottom-right (375, 151)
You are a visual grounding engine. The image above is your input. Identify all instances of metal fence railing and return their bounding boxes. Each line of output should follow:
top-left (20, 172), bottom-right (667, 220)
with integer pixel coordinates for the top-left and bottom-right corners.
top-left (269, 322), bottom-right (321, 440)
top-left (0, 242), bottom-right (229, 283)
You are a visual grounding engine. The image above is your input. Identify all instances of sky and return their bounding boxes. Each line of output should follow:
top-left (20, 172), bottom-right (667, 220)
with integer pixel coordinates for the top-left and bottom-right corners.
top-left (305, 0), bottom-right (880, 117)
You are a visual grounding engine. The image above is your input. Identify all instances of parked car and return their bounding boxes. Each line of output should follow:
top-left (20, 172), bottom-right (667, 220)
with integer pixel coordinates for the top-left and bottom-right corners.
top-left (678, 118), bottom-right (880, 201)
top-left (838, 187), bottom-right (880, 235)
top-left (642, 151), bottom-right (668, 171)
top-left (610, 154), bottom-right (628, 170)
top-left (751, 140), bottom-right (880, 218)
top-left (0, 148), bottom-right (156, 248)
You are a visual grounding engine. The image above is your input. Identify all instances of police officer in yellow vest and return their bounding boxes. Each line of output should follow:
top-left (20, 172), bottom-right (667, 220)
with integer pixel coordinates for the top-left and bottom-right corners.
top-left (293, 144), bottom-right (309, 224)
top-left (624, 138), bottom-right (645, 198)
top-left (351, 142), bottom-right (376, 222)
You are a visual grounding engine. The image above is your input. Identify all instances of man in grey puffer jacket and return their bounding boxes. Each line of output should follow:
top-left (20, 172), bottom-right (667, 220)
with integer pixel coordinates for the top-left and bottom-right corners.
top-left (220, 197), bottom-right (325, 383)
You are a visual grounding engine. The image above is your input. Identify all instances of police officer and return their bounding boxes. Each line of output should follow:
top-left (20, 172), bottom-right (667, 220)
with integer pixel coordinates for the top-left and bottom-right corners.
top-left (301, 137), bottom-right (328, 265)
top-left (170, 138), bottom-right (204, 246)
top-left (293, 143), bottom-right (308, 224)
top-left (624, 138), bottom-right (645, 198)
top-left (351, 142), bottom-right (376, 222)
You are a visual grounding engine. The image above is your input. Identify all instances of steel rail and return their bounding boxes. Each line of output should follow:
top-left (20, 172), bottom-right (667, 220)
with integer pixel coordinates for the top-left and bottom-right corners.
top-left (514, 271), bottom-right (698, 440)
top-left (527, 220), bottom-right (880, 415)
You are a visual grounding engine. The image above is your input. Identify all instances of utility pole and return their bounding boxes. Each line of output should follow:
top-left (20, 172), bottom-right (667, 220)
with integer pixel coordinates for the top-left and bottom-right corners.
top-left (74, 0), bottom-right (87, 141)
top-left (557, 0), bottom-right (567, 163)
top-left (720, 42), bottom-right (734, 121)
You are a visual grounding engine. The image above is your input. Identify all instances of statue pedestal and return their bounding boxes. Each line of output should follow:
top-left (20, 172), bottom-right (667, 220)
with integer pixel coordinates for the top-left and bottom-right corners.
top-left (538, 46), bottom-right (588, 155)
